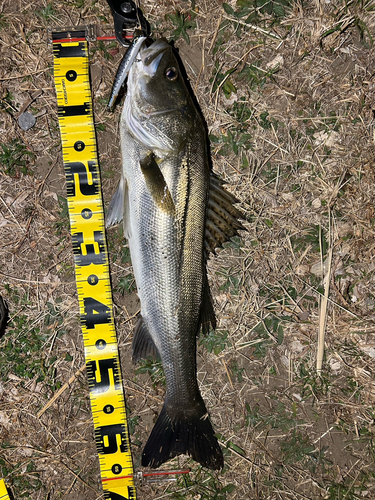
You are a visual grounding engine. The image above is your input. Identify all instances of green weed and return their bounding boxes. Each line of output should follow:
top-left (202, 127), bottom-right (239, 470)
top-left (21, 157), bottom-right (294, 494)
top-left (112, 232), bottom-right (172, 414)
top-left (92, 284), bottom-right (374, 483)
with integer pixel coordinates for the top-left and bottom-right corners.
top-left (291, 224), bottom-right (328, 255)
top-left (165, 467), bottom-right (236, 499)
top-left (281, 429), bottom-right (331, 473)
top-left (116, 275), bottom-right (136, 295)
top-left (69, 0), bottom-right (85, 8)
top-left (245, 400), bottom-right (303, 432)
top-left (0, 458), bottom-right (43, 498)
top-left (54, 195), bottom-right (70, 234)
top-left (222, 236), bottom-right (244, 253)
top-left (0, 288), bottom-right (63, 390)
top-left (107, 226), bottom-right (132, 265)
top-left (210, 128), bottom-right (252, 157)
top-left (258, 111), bottom-right (278, 130)
top-left (91, 41), bottom-right (117, 60)
top-left (217, 267), bottom-right (241, 296)
top-left (229, 97), bottom-right (253, 123)
top-left (199, 329), bottom-right (229, 355)
top-left (224, 0), bottom-right (291, 21)
top-left (325, 470), bottom-right (373, 500)
top-left (0, 90), bottom-right (16, 115)
top-left (340, 375), bottom-right (363, 402)
top-left (281, 429), bottom-right (315, 462)
top-left (321, 0), bottom-right (374, 48)
top-left (210, 61), bottom-right (237, 98)
top-left (252, 314), bottom-right (284, 346)
top-left (228, 359), bottom-right (245, 382)
top-left (127, 411), bottom-right (142, 447)
top-left (165, 11), bottom-right (197, 44)
top-left (0, 14), bottom-right (9, 30)
top-left (238, 61), bottom-right (278, 90)
top-left (0, 139), bottom-right (35, 177)
top-left (135, 358), bottom-right (165, 387)
top-left (212, 22), bottom-right (232, 55)
top-left (299, 362), bottom-right (332, 399)
top-left (35, 2), bottom-right (59, 22)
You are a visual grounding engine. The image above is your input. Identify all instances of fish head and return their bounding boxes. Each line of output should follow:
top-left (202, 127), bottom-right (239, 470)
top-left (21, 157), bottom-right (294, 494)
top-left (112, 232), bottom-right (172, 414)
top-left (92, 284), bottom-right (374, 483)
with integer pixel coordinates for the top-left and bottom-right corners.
top-left (125, 39), bottom-right (196, 154)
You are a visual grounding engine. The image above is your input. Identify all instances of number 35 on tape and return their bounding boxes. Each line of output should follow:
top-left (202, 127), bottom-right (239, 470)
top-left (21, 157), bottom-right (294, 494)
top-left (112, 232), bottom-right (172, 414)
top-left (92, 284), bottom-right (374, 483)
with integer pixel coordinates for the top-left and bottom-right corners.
top-left (52, 31), bottom-right (136, 500)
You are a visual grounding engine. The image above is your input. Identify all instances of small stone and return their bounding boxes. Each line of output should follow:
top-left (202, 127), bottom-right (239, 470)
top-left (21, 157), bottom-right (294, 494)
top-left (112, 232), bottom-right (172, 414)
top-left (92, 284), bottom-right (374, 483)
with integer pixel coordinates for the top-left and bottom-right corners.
top-left (266, 54), bottom-right (284, 69)
top-left (18, 112), bottom-right (36, 131)
top-left (312, 198), bottom-right (321, 208)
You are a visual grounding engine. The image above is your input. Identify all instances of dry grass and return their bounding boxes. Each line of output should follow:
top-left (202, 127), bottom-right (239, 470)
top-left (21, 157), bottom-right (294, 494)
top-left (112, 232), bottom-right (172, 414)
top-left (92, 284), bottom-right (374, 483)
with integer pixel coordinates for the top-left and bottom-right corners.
top-left (1, 0), bottom-right (375, 498)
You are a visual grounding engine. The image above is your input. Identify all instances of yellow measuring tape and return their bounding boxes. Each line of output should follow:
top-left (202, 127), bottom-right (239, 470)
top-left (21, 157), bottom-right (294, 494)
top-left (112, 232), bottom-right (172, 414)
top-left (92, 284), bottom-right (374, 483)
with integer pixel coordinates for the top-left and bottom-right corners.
top-left (0, 480), bottom-right (10, 500)
top-left (52, 30), bottom-right (136, 499)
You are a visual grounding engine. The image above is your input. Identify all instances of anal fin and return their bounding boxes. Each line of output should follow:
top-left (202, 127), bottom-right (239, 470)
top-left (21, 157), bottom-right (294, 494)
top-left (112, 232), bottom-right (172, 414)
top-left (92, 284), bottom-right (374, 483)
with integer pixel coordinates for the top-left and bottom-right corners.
top-left (132, 315), bottom-right (160, 363)
top-left (199, 273), bottom-right (216, 335)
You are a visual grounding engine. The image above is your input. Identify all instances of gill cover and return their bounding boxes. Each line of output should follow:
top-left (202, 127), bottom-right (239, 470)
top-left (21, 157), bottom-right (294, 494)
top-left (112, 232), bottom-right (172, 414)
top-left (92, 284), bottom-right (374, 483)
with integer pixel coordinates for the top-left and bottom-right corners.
top-left (123, 39), bottom-right (195, 154)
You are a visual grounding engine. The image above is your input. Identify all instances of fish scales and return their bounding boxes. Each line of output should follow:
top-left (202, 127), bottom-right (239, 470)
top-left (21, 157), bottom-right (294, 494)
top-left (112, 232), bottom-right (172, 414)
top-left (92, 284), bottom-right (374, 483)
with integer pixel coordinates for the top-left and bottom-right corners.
top-left (107, 38), bottom-right (244, 470)
top-left (124, 126), bottom-right (207, 401)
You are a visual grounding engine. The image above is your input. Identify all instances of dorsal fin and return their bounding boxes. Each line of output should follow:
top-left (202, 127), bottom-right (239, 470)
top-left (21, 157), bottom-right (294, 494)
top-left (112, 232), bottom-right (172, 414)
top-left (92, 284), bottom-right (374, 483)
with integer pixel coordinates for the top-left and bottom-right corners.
top-left (205, 174), bottom-right (244, 255)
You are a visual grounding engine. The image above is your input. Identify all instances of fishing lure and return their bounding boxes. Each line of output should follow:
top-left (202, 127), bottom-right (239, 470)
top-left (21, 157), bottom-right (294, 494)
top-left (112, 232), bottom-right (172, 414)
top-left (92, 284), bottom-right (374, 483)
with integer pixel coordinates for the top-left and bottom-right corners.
top-left (107, 35), bottom-right (147, 111)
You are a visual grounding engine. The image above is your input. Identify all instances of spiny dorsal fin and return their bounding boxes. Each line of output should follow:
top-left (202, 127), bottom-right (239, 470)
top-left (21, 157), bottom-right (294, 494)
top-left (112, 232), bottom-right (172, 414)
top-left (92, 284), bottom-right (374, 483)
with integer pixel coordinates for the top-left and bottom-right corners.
top-left (132, 315), bottom-right (160, 363)
top-left (205, 174), bottom-right (244, 255)
top-left (140, 153), bottom-right (175, 215)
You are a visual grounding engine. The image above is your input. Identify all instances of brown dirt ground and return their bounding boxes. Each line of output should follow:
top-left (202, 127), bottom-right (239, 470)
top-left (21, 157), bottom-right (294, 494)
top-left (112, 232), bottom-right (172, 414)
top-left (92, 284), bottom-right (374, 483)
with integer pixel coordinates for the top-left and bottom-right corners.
top-left (1, 0), bottom-right (375, 498)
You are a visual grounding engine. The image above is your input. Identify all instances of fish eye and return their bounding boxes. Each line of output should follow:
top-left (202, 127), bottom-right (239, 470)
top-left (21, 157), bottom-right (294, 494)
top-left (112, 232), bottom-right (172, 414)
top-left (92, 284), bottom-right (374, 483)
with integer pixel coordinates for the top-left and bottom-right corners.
top-left (165, 67), bottom-right (178, 81)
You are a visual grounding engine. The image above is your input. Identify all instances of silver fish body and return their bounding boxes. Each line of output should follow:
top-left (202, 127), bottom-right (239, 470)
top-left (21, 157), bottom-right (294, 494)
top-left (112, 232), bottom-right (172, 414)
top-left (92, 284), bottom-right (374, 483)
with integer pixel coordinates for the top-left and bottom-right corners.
top-left (107, 39), bottom-right (243, 469)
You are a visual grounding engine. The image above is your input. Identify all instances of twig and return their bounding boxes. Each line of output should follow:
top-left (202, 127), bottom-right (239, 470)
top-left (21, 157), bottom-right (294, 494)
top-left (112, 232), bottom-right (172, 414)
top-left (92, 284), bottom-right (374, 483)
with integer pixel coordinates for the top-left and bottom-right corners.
top-left (222, 14), bottom-right (281, 39)
top-left (221, 358), bottom-right (234, 389)
top-left (317, 223), bottom-right (333, 374)
top-left (37, 364), bottom-right (86, 418)
top-left (0, 69), bottom-right (49, 81)
top-left (208, 15), bottom-right (223, 53)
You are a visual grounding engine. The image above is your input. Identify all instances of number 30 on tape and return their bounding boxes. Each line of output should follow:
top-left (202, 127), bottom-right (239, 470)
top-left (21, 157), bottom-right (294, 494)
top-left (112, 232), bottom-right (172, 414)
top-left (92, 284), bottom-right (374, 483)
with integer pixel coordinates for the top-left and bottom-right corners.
top-left (52, 30), bottom-right (136, 500)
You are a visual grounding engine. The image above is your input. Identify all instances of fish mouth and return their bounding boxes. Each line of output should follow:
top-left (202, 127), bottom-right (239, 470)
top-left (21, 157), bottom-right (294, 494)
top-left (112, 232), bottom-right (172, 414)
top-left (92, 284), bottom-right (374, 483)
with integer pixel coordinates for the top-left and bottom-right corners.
top-left (139, 39), bottom-right (170, 76)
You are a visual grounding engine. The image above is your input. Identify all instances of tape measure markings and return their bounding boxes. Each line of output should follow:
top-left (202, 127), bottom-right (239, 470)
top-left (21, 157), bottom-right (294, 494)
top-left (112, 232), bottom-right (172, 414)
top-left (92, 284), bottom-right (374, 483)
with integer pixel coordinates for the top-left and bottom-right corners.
top-left (53, 36), bottom-right (136, 500)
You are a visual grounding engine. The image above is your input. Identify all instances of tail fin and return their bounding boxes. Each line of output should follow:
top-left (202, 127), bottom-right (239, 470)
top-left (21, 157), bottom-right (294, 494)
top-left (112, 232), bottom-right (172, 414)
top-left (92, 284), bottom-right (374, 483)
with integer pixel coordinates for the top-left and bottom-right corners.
top-left (142, 403), bottom-right (224, 470)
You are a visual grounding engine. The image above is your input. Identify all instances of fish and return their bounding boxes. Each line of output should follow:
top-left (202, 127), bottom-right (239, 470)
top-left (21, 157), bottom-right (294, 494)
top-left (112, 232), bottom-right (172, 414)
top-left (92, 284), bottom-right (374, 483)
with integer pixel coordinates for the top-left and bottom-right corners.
top-left (107, 38), bottom-right (244, 470)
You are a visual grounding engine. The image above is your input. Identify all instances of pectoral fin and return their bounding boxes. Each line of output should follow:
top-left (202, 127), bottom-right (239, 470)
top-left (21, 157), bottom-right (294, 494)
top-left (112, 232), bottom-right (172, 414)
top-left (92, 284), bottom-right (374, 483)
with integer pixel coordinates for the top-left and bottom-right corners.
top-left (106, 177), bottom-right (124, 228)
top-left (140, 153), bottom-right (175, 215)
top-left (205, 174), bottom-right (244, 255)
top-left (106, 177), bottom-right (131, 239)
